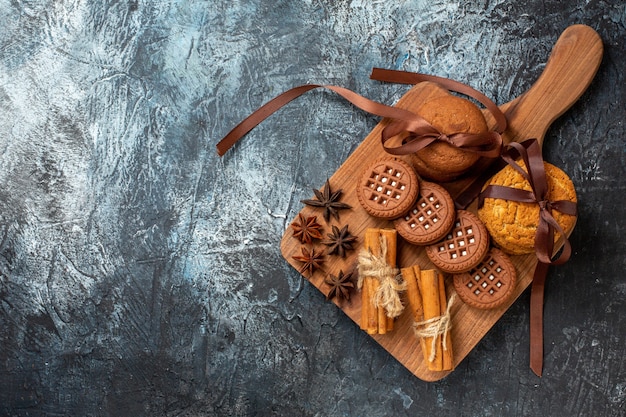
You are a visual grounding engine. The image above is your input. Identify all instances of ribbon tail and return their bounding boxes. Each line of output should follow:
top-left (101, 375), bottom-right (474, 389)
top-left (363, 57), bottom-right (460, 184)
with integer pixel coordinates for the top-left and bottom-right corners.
top-left (530, 261), bottom-right (550, 377)
top-left (216, 84), bottom-right (318, 155)
top-left (216, 83), bottom-right (424, 156)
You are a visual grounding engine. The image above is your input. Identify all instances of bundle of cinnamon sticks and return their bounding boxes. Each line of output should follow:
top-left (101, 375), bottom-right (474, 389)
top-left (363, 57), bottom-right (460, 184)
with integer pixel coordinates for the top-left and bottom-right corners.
top-left (358, 228), bottom-right (403, 335)
top-left (356, 228), bottom-right (454, 371)
top-left (402, 265), bottom-right (454, 372)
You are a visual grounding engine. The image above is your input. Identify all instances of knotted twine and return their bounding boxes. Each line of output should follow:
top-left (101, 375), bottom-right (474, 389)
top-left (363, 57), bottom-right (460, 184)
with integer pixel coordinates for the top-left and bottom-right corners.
top-left (356, 235), bottom-right (405, 318)
top-left (412, 294), bottom-right (456, 363)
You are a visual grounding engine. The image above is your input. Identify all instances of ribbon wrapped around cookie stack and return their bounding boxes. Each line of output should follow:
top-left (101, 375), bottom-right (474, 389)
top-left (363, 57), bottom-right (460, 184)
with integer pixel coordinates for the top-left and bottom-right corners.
top-left (478, 138), bottom-right (578, 376)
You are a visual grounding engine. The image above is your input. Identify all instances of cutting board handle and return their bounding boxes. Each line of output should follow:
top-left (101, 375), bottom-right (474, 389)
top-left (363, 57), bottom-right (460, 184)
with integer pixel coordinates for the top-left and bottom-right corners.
top-left (501, 24), bottom-right (603, 146)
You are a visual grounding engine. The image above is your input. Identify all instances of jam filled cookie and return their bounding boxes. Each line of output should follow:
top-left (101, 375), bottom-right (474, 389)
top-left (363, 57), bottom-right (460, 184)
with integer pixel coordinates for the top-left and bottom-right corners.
top-left (356, 158), bottom-right (419, 219)
top-left (425, 210), bottom-right (489, 273)
top-left (393, 180), bottom-right (456, 245)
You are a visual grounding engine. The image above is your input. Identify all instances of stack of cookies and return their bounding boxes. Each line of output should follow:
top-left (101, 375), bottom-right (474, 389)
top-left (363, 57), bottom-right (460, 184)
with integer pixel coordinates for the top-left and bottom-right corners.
top-left (409, 95), bottom-right (487, 182)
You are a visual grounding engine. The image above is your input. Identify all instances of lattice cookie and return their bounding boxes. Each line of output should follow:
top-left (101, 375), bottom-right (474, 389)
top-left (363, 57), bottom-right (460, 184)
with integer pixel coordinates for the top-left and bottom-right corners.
top-left (453, 247), bottom-right (517, 309)
top-left (394, 180), bottom-right (456, 245)
top-left (425, 210), bottom-right (489, 273)
top-left (356, 158), bottom-right (419, 219)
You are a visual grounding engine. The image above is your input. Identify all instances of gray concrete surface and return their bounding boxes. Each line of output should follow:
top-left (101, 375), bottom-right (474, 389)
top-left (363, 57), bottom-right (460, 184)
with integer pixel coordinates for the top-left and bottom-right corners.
top-left (0, 1), bottom-right (624, 416)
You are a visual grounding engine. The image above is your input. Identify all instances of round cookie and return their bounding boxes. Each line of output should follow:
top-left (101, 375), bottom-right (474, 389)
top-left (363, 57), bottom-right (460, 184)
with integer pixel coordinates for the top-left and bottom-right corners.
top-left (393, 180), bottom-right (456, 245)
top-left (477, 162), bottom-right (577, 255)
top-left (410, 95), bottom-right (488, 182)
top-left (425, 210), bottom-right (490, 273)
top-left (356, 158), bottom-right (419, 219)
top-left (453, 247), bottom-right (517, 310)
top-left (410, 153), bottom-right (476, 183)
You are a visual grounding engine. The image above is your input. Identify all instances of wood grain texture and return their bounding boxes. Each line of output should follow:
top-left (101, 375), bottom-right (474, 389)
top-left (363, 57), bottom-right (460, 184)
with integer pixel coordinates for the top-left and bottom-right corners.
top-left (280, 25), bottom-right (602, 381)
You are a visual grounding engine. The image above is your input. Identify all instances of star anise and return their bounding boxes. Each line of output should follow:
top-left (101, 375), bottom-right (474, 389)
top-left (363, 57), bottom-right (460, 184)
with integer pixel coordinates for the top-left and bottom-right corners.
top-left (324, 269), bottom-right (355, 301)
top-left (322, 224), bottom-right (357, 258)
top-left (292, 246), bottom-right (325, 276)
top-left (301, 179), bottom-right (352, 223)
top-left (291, 213), bottom-right (323, 244)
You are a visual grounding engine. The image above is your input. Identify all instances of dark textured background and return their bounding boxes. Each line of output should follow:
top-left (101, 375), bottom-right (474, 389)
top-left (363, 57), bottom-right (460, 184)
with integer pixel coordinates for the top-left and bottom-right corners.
top-left (0, 1), bottom-right (624, 416)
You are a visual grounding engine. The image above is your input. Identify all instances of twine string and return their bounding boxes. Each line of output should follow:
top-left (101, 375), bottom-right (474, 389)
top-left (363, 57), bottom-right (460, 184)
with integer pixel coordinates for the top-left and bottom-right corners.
top-left (413, 294), bottom-right (456, 363)
top-left (357, 235), bottom-right (405, 318)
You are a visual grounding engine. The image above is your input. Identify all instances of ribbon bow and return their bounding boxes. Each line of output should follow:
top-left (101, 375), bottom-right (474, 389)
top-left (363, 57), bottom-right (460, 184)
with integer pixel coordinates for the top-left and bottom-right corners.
top-left (478, 138), bottom-right (577, 265)
top-left (370, 68), bottom-right (506, 158)
top-left (478, 138), bottom-right (577, 377)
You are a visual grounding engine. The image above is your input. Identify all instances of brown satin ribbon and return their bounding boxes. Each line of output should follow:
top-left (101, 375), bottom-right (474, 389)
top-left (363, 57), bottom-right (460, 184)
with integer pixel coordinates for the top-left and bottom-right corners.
top-left (216, 83), bottom-right (425, 156)
top-left (478, 138), bottom-right (577, 376)
top-left (478, 139), bottom-right (576, 265)
top-left (216, 70), bottom-right (505, 158)
top-left (369, 68), bottom-right (506, 157)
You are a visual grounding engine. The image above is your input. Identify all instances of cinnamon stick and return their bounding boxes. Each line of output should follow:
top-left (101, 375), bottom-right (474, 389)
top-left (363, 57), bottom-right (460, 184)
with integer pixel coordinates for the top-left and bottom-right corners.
top-left (381, 229), bottom-right (397, 334)
top-left (359, 273), bottom-right (370, 331)
top-left (365, 229), bottom-right (380, 334)
top-left (438, 272), bottom-right (454, 371)
top-left (418, 269), bottom-right (443, 371)
top-left (359, 228), bottom-right (398, 335)
top-left (386, 312), bottom-right (395, 332)
top-left (377, 296), bottom-right (388, 334)
top-left (402, 265), bottom-right (427, 356)
top-left (366, 277), bottom-right (378, 335)
top-left (403, 266), bottom-right (455, 372)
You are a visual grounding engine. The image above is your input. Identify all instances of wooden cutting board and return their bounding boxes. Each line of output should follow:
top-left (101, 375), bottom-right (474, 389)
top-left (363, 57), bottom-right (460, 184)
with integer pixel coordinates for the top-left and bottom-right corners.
top-left (280, 25), bottom-right (602, 381)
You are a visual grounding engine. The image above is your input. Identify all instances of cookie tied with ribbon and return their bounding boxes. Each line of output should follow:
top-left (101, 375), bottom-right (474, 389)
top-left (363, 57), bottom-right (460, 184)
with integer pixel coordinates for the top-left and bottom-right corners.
top-left (216, 69), bottom-right (506, 178)
top-left (369, 69), bottom-right (506, 170)
top-left (477, 138), bottom-right (578, 377)
top-left (477, 139), bottom-right (578, 264)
